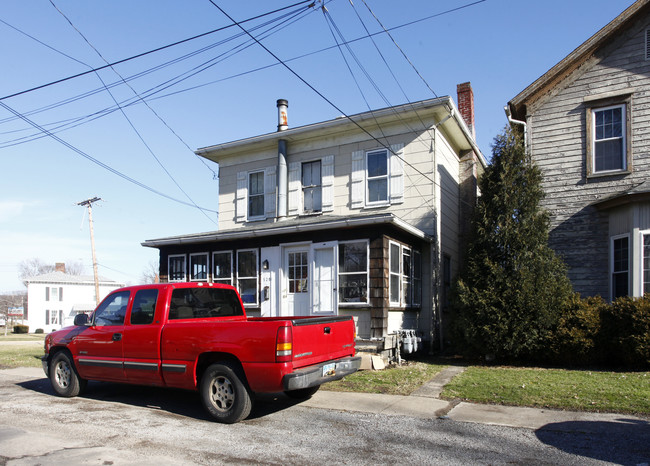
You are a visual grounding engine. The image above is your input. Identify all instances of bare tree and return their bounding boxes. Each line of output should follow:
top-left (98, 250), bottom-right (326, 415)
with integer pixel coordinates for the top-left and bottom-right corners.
top-left (141, 260), bottom-right (159, 284)
top-left (65, 261), bottom-right (85, 276)
top-left (18, 258), bottom-right (54, 284)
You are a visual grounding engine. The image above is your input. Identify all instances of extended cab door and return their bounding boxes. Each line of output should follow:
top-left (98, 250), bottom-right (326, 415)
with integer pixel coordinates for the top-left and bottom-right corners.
top-left (74, 290), bottom-right (130, 381)
top-left (122, 287), bottom-right (165, 385)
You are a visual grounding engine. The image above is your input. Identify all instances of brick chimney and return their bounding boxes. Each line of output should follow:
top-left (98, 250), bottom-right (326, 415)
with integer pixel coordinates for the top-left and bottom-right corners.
top-left (55, 262), bottom-right (66, 273)
top-left (456, 82), bottom-right (475, 139)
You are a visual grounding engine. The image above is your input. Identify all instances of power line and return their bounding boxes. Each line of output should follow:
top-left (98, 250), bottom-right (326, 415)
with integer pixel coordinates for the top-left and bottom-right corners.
top-left (0, 0), bottom-right (315, 102)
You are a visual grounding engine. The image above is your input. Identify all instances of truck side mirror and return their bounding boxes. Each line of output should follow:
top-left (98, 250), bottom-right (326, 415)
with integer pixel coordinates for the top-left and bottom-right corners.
top-left (74, 313), bottom-right (89, 326)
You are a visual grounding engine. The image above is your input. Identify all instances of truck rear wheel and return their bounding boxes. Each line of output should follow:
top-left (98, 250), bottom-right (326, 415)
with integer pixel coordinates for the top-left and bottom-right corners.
top-left (200, 363), bottom-right (252, 424)
top-left (50, 352), bottom-right (86, 397)
top-left (284, 385), bottom-right (320, 400)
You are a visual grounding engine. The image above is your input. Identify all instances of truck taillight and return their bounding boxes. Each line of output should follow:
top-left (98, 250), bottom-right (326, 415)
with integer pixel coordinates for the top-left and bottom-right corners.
top-left (276, 326), bottom-right (292, 362)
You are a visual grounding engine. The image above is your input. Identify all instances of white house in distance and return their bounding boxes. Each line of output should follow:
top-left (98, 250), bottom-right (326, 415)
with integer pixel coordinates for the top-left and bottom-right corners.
top-left (24, 263), bottom-right (124, 333)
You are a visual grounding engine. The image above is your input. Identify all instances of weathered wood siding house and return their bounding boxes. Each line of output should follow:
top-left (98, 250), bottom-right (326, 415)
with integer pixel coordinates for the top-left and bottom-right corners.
top-left (507, 0), bottom-right (650, 300)
top-left (143, 85), bottom-right (486, 351)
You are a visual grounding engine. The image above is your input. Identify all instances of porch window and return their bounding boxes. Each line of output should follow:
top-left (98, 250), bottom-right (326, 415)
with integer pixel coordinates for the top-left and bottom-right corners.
top-left (213, 251), bottom-right (233, 286)
top-left (612, 235), bottom-right (629, 299)
top-left (389, 242), bottom-right (400, 305)
top-left (168, 255), bottom-right (186, 282)
top-left (237, 249), bottom-right (259, 306)
top-left (338, 241), bottom-right (368, 304)
top-left (189, 253), bottom-right (208, 281)
top-left (389, 242), bottom-right (421, 307)
top-left (302, 161), bottom-right (322, 213)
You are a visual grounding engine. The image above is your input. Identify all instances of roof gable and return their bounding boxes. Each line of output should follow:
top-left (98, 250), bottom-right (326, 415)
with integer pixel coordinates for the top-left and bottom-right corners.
top-left (508, 0), bottom-right (650, 120)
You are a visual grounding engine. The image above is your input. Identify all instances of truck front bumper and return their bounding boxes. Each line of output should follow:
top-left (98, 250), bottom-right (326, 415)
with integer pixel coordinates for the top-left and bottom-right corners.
top-left (283, 356), bottom-right (362, 391)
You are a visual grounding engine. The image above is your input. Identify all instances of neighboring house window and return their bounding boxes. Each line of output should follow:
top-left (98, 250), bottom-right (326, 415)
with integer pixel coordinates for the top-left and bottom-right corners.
top-left (248, 171), bottom-right (265, 219)
top-left (351, 144), bottom-right (404, 209)
top-left (168, 254), bottom-right (186, 282)
top-left (189, 253), bottom-right (208, 281)
top-left (213, 251), bottom-right (233, 286)
top-left (612, 235), bottom-right (629, 299)
top-left (413, 251), bottom-right (421, 306)
top-left (643, 233), bottom-right (650, 295)
top-left (367, 149), bottom-right (389, 204)
top-left (389, 242), bottom-right (401, 305)
top-left (237, 249), bottom-right (258, 306)
top-left (302, 161), bottom-right (322, 213)
top-left (586, 98), bottom-right (631, 177)
top-left (338, 240), bottom-right (368, 305)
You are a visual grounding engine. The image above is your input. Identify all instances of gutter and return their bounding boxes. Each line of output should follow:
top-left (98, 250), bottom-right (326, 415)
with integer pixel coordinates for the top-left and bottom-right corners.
top-left (504, 105), bottom-right (527, 149)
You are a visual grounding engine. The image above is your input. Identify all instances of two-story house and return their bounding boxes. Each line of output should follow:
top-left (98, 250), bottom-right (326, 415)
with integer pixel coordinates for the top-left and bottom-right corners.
top-left (143, 85), bottom-right (486, 351)
top-left (507, 0), bottom-right (650, 300)
top-left (24, 263), bottom-right (124, 333)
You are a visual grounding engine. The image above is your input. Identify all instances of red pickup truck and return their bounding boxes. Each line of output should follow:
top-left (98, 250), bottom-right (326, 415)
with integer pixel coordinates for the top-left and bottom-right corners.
top-left (42, 282), bottom-right (360, 423)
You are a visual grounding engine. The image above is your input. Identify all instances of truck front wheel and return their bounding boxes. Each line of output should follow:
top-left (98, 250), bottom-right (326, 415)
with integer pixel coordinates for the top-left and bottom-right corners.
top-left (50, 352), bottom-right (86, 397)
top-left (200, 363), bottom-right (252, 424)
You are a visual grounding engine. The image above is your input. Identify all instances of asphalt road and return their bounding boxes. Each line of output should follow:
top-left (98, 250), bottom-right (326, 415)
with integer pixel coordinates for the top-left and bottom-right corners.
top-left (1, 369), bottom-right (648, 465)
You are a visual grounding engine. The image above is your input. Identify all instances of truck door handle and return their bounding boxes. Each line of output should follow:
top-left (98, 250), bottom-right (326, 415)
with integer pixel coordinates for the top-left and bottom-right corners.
top-left (324, 327), bottom-right (331, 334)
top-left (112, 333), bottom-right (122, 341)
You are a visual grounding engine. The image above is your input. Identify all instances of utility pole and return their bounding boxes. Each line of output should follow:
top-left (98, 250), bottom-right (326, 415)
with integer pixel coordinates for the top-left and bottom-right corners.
top-left (78, 197), bottom-right (101, 305)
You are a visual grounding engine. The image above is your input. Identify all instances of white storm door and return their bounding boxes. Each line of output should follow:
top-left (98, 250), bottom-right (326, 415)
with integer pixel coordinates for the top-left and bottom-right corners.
top-left (313, 243), bottom-right (337, 315)
top-left (283, 247), bottom-right (310, 317)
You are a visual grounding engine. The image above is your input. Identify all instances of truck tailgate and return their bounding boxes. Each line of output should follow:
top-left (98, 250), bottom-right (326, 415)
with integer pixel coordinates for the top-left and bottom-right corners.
top-left (290, 316), bottom-right (355, 369)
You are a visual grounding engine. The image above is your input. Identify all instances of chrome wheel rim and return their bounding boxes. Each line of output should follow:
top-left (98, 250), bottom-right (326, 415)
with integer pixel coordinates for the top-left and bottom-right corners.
top-left (54, 360), bottom-right (71, 389)
top-left (208, 375), bottom-right (234, 412)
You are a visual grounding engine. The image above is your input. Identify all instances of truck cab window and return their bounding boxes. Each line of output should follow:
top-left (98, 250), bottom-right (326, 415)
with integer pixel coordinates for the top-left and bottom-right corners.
top-left (93, 291), bottom-right (130, 326)
top-left (130, 289), bottom-right (158, 325)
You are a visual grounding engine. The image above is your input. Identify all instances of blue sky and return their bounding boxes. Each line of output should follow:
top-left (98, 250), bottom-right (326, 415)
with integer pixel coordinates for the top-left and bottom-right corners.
top-left (0, 0), bottom-right (634, 292)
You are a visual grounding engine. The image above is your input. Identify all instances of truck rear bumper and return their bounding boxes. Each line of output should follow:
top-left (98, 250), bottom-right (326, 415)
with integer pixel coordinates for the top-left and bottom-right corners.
top-left (283, 356), bottom-right (362, 391)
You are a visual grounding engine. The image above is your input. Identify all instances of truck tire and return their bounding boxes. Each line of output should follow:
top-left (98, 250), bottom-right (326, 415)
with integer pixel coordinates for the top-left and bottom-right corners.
top-left (200, 363), bottom-right (252, 424)
top-left (50, 352), bottom-right (87, 397)
top-left (284, 385), bottom-right (320, 400)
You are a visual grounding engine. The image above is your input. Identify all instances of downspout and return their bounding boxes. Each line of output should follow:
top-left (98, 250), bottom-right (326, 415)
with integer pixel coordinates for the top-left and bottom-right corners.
top-left (504, 105), bottom-right (527, 150)
top-left (277, 99), bottom-right (289, 218)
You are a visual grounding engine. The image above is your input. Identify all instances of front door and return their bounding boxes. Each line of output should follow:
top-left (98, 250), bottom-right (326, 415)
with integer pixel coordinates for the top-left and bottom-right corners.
top-left (313, 243), bottom-right (337, 315)
top-left (283, 247), bottom-right (310, 316)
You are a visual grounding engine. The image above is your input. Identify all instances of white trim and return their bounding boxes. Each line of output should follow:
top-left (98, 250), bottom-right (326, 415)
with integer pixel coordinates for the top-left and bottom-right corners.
top-left (365, 148), bottom-right (390, 207)
top-left (168, 254), bottom-right (186, 282)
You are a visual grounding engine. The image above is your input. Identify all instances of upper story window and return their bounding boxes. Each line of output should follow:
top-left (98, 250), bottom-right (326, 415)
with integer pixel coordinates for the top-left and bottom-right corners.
top-left (367, 149), bottom-right (389, 204)
top-left (46, 287), bottom-right (63, 302)
top-left (168, 254), bottom-right (186, 282)
top-left (351, 144), bottom-right (404, 209)
top-left (302, 161), bottom-right (322, 213)
top-left (248, 171), bottom-right (265, 219)
top-left (585, 96), bottom-right (631, 178)
top-left (593, 105), bottom-right (626, 172)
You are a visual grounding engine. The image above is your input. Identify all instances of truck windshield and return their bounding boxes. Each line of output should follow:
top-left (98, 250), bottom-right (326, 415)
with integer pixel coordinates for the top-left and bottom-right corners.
top-left (169, 287), bottom-right (244, 320)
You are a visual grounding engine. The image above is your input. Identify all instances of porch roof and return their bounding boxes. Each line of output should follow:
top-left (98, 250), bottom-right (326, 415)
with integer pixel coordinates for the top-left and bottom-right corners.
top-left (141, 213), bottom-right (431, 248)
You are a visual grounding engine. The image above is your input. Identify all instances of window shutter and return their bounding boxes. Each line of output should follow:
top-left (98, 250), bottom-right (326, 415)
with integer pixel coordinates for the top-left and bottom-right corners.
top-left (236, 171), bottom-right (247, 222)
top-left (59, 287), bottom-right (63, 301)
top-left (46, 309), bottom-right (50, 325)
top-left (646, 27), bottom-right (650, 60)
top-left (288, 161), bottom-right (301, 215)
top-left (351, 150), bottom-right (365, 209)
top-left (59, 310), bottom-right (63, 325)
top-left (265, 166), bottom-right (276, 219)
top-left (321, 155), bottom-right (334, 212)
top-left (389, 143), bottom-right (404, 204)
top-left (45, 287), bottom-right (50, 301)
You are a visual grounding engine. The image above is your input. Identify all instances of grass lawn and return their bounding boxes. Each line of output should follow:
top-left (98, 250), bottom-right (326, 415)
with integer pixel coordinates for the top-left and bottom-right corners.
top-left (0, 332), bottom-right (46, 342)
top-left (0, 345), bottom-right (44, 369)
top-left (324, 360), bottom-right (447, 396)
top-left (441, 366), bottom-right (650, 415)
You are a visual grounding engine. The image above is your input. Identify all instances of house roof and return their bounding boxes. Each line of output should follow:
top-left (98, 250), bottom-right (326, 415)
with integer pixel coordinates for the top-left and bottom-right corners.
top-left (142, 212), bottom-right (431, 248)
top-left (508, 0), bottom-right (650, 120)
top-left (24, 271), bottom-right (124, 286)
top-left (195, 97), bottom-right (487, 168)
top-left (593, 180), bottom-right (650, 210)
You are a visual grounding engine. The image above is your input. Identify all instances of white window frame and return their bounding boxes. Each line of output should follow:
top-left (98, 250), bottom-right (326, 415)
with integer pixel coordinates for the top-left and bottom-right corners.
top-left (247, 170), bottom-right (265, 220)
top-left (302, 160), bottom-right (322, 214)
top-left (389, 242), bottom-right (420, 308)
top-left (168, 254), bottom-right (186, 282)
top-left (189, 252), bottom-right (209, 282)
top-left (389, 241), bottom-right (401, 307)
top-left (591, 104), bottom-right (626, 174)
top-left (611, 234), bottom-right (630, 300)
top-left (366, 149), bottom-right (390, 206)
top-left (338, 240), bottom-right (369, 306)
top-left (237, 249), bottom-right (259, 307)
top-left (213, 251), bottom-right (233, 286)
